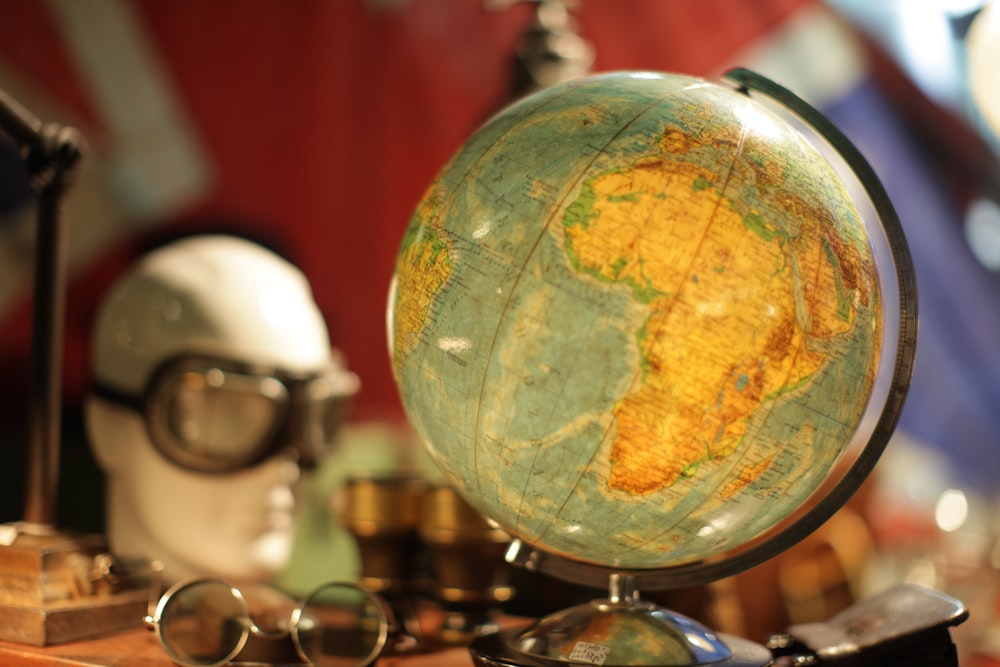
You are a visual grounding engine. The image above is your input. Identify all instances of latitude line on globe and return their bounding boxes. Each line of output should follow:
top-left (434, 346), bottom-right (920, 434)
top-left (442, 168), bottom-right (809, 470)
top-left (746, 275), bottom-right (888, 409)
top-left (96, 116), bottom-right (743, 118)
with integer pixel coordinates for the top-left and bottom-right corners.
top-left (471, 85), bottom-right (699, 524)
top-left (533, 97), bottom-right (769, 553)
top-left (500, 84), bottom-right (731, 545)
top-left (618, 340), bottom-right (819, 560)
top-left (493, 100), bottom-right (677, 521)
top-left (400, 80), bottom-right (584, 492)
top-left (605, 110), bottom-right (767, 556)
top-left (613, 132), bottom-right (876, 560)
top-left (625, 114), bottom-right (814, 556)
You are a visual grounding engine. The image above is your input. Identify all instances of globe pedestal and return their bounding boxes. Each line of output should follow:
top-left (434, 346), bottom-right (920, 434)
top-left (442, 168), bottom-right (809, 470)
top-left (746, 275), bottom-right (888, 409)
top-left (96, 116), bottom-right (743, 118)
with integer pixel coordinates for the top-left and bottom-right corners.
top-left (469, 574), bottom-right (771, 667)
top-left (471, 631), bottom-right (773, 667)
top-left (471, 630), bottom-right (773, 667)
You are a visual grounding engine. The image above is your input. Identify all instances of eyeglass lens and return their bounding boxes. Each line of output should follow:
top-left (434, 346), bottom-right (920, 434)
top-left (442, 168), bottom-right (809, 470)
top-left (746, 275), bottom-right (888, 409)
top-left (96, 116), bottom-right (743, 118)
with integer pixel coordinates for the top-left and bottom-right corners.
top-left (158, 579), bottom-right (248, 667)
top-left (294, 582), bottom-right (388, 667)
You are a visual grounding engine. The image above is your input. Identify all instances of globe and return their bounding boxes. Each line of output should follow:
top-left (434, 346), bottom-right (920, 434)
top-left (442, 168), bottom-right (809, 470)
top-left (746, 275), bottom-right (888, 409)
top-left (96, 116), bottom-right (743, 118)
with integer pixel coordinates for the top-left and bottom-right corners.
top-left (388, 70), bottom-right (914, 590)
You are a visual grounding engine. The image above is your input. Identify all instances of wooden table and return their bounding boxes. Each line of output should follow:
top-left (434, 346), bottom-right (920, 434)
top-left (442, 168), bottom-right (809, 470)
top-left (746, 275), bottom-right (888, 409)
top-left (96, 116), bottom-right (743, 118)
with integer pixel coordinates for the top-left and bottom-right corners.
top-left (0, 627), bottom-right (182, 667)
top-left (0, 623), bottom-right (504, 666)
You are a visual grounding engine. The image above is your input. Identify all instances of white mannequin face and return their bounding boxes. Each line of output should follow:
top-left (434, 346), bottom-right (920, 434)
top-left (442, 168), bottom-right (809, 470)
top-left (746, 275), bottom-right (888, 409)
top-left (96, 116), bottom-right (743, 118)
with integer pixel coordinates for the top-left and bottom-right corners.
top-left (87, 400), bottom-right (300, 582)
top-left (84, 236), bottom-right (353, 583)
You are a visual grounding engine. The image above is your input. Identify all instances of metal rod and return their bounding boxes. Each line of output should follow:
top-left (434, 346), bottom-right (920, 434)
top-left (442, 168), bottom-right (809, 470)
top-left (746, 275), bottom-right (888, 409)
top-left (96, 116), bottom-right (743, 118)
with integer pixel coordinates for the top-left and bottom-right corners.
top-left (0, 89), bottom-right (84, 531)
top-left (22, 148), bottom-right (68, 527)
top-left (0, 88), bottom-right (43, 152)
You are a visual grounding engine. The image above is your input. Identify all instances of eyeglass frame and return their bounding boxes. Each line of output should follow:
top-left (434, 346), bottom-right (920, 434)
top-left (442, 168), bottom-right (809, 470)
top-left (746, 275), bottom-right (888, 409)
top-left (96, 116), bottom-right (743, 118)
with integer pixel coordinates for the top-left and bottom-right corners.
top-left (90, 354), bottom-right (358, 474)
top-left (144, 576), bottom-right (418, 667)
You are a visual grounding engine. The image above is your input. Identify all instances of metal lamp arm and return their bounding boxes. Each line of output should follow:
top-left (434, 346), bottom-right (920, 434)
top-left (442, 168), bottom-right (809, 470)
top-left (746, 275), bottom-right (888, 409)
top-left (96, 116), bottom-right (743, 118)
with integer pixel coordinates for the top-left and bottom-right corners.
top-left (0, 86), bottom-right (85, 531)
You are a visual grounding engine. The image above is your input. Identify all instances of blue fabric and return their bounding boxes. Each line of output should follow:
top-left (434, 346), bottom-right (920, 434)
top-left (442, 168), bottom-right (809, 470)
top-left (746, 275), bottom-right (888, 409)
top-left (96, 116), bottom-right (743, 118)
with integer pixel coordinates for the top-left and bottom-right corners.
top-left (823, 78), bottom-right (1000, 491)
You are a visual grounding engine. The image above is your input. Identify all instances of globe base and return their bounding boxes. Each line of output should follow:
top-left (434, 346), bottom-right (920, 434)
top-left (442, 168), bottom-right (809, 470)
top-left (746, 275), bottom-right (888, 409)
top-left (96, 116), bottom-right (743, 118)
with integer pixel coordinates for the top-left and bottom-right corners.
top-left (470, 624), bottom-right (772, 667)
top-left (469, 573), bottom-right (771, 667)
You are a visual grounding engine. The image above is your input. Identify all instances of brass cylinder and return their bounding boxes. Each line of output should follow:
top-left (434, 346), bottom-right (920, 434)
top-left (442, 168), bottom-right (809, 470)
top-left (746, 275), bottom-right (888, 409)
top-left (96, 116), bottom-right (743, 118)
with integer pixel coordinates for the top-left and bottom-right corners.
top-left (340, 476), bottom-right (427, 595)
top-left (418, 486), bottom-right (511, 546)
top-left (419, 486), bottom-right (513, 645)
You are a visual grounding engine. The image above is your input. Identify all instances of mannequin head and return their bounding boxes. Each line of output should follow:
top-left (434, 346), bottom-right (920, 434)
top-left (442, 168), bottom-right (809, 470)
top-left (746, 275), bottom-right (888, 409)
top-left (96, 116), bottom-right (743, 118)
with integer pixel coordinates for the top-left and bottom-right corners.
top-left (86, 235), bottom-right (357, 582)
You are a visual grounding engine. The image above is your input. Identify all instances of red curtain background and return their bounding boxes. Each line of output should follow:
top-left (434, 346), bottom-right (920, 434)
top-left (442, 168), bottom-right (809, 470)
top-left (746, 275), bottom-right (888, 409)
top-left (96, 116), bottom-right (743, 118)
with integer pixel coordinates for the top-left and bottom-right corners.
top-left (0, 0), bottom-right (809, 425)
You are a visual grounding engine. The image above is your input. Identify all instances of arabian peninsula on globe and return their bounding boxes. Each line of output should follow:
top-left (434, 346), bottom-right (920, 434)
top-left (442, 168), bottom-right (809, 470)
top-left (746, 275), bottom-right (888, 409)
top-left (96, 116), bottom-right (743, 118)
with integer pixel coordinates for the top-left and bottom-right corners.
top-left (388, 71), bottom-right (883, 572)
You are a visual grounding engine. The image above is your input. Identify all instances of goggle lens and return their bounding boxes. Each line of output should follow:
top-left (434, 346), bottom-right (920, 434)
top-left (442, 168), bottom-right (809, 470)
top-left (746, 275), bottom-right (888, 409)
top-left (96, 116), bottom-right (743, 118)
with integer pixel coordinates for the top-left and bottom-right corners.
top-left (158, 370), bottom-right (288, 471)
top-left (94, 355), bottom-right (359, 473)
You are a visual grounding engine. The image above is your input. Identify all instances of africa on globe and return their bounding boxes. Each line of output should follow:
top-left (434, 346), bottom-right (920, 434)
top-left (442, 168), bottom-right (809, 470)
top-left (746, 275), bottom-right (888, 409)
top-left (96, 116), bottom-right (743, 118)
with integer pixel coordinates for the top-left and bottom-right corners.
top-left (388, 70), bottom-right (884, 574)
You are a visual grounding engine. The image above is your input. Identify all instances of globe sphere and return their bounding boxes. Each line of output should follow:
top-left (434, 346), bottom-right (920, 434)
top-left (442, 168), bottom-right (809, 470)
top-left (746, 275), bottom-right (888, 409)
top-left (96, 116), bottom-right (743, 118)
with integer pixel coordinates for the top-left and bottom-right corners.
top-left (388, 71), bottom-right (903, 579)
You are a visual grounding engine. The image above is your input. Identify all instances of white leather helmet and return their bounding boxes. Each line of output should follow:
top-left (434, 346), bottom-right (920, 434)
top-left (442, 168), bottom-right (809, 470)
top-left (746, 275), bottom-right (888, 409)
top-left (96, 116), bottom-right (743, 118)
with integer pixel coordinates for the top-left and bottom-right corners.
top-left (88, 234), bottom-right (359, 472)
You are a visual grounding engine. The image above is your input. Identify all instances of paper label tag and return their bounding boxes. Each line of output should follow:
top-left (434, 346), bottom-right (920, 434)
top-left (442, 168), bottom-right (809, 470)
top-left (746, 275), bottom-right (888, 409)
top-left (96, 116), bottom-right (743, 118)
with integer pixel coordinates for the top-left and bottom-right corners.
top-left (568, 641), bottom-right (612, 665)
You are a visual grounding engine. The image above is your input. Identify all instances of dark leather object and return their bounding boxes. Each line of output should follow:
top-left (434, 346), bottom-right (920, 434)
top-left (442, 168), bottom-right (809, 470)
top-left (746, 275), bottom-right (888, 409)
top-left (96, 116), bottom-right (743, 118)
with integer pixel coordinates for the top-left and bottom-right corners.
top-left (768, 584), bottom-right (968, 666)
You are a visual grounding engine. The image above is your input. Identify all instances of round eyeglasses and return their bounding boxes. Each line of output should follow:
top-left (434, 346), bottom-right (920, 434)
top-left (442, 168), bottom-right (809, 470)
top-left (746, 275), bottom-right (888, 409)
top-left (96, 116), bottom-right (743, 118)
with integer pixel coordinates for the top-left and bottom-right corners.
top-left (145, 578), bottom-right (418, 667)
top-left (92, 355), bottom-right (359, 474)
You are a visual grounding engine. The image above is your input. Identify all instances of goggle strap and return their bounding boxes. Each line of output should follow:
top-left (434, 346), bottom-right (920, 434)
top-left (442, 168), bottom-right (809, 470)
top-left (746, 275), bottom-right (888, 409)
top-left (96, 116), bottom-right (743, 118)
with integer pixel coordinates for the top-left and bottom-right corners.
top-left (91, 381), bottom-right (146, 413)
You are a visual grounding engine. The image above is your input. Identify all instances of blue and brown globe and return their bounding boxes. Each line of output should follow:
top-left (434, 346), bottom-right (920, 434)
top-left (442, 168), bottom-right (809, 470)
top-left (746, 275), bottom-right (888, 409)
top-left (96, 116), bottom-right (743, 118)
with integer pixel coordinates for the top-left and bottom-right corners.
top-left (388, 71), bottom-right (890, 576)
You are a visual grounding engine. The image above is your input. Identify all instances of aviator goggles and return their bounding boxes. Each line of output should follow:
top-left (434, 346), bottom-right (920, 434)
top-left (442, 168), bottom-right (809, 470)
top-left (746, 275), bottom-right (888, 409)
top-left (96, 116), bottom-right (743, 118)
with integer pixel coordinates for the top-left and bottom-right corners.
top-left (145, 578), bottom-right (418, 667)
top-left (92, 355), bottom-right (359, 474)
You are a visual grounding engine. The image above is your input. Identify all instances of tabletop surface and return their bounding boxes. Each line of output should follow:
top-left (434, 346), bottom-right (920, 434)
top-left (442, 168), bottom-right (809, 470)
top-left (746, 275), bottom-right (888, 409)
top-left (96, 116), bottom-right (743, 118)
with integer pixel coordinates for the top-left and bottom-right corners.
top-left (0, 621), bottom-right (499, 667)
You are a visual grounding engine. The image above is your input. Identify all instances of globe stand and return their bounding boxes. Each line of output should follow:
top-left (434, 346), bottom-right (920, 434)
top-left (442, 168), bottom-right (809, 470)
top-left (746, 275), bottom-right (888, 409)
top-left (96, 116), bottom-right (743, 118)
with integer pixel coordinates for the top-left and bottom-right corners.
top-left (466, 540), bottom-right (772, 667)
top-left (389, 67), bottom-right (920, 667)
top-left (471, 572), bottom-right (771, 667)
